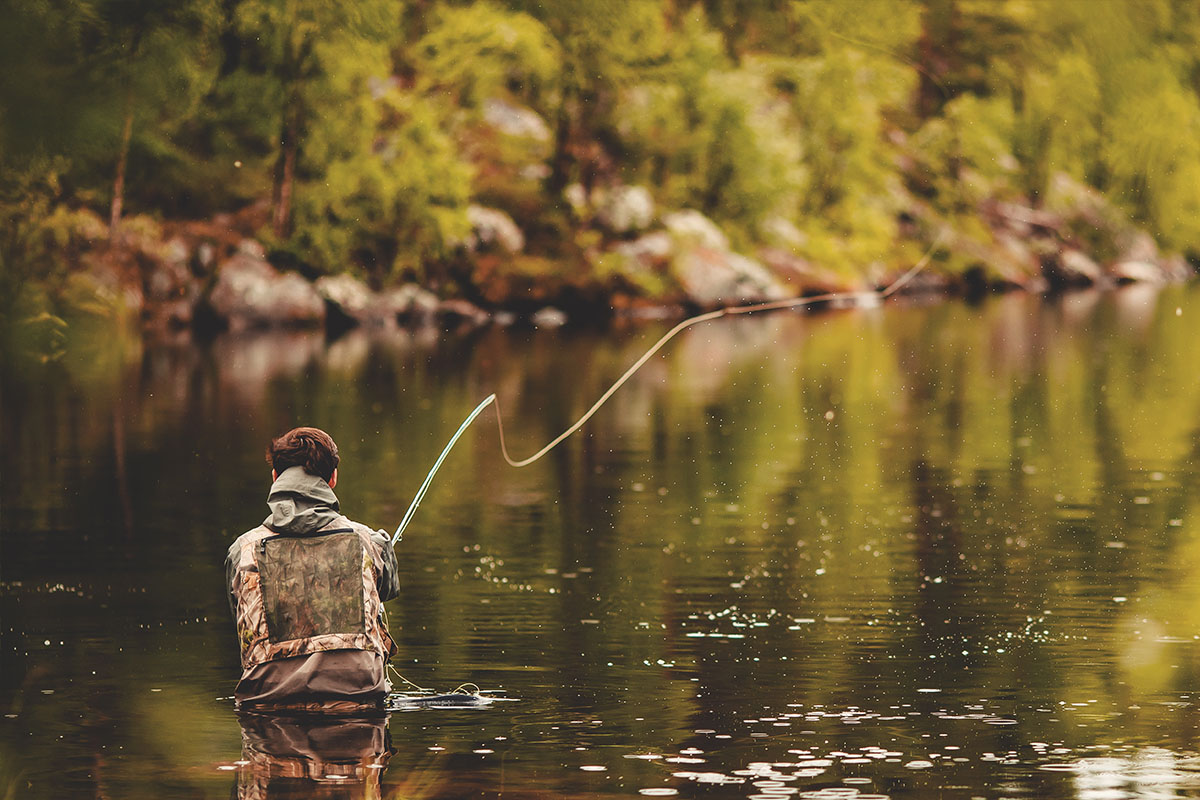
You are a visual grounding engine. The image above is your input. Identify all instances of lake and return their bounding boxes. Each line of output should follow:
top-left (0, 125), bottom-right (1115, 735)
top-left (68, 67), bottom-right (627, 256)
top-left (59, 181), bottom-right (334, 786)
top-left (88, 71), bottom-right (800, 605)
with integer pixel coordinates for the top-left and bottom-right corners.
top-left (3, 285), bottom-right (1200, 799)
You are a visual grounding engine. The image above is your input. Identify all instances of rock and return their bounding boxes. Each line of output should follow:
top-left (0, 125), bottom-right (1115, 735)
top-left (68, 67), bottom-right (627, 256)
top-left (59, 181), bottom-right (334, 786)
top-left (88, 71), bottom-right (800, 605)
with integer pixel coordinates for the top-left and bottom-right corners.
top-left (196, 242), bottom-right (217, 270)
top-left (599, 232), bottom-right (673, 302)
top-left (438, 298), bottom-right (490, 328)
top-left (760, 216), bottom-right (807, 250)
top-left (829, 292), bottom-right (882, 310)
top-left (519, 163), bottom-right (550, 181)
top-left (530, 307), bottom-right (567, 328)
top-left (1118, 231), bottom-right (1159, 264)
top-left (757, 247), bottom-right (853, 294)
top-left (207, 253), bottom-right (325, 330)
top-left (613, 232), bottom-right (673, 270)
top-left (463, 205), bottom-right (525, 254)
top-left (1110, 260), bottom-right (1166, 284)
top-left (146, 246), bottom-right (196, 303)
top-left (1044, 248), bottom-right (1104, 288)
top-left (946, 228), bottom-right (1041, 290)
top-left (377, 284), bottom-right (439, 326)
top-left (563, 183), bottom-right (589, 216)
top-left (673, 248), bottom-right (788, 307)
top-left (237, 238), bottom-right (267, 260)
top-left (1162, 253), bottom-right (1195, 282)
top-left (993, 232), bottom-right (1040, 277)
top-left (595, 185), bottom-right (655, 233)
top-left (161, 237), bottom-right (190, 270)
top-left (144, 244), bottom-right (201, 330)
top-left (315, 273), bottom-right (373, 327)
top-left (990, 200), bottom-right (1061, 234)
top-left (367, 74), bottom-right (400, 100)
top-left (482, 99), bottom-right (552, 142)
top-left (663, 210), bottom-right (730, 252)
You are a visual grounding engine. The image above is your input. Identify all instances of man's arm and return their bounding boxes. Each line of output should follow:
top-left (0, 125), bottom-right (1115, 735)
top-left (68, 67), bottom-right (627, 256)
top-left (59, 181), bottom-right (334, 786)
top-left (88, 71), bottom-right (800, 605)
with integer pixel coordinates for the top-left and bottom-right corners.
top-left (370, 530), bottom-right (401, 602)
top-left (224, 540), bottom-right (241, 619)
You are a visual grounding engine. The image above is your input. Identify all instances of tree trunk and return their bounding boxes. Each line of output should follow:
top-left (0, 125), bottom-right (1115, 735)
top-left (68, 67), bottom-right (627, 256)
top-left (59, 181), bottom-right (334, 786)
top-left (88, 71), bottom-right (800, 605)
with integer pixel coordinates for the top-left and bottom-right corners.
top-left (110, 93), bottom-right (135, 235)
top-left (271, 100), bottom-right (299, 239)
top-left (916, 0), bottom-right (957, 119)
top-left (546, 86), bottom-right (574, 199)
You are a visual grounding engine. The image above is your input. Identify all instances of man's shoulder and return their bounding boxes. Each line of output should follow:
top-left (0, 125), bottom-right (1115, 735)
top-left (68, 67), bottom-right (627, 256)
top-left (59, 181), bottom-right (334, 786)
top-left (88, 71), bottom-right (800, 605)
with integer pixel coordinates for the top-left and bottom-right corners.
top-left (335, 516), bottom-right (389, 546)
top-left (227, 525), bottom-right (272, 559)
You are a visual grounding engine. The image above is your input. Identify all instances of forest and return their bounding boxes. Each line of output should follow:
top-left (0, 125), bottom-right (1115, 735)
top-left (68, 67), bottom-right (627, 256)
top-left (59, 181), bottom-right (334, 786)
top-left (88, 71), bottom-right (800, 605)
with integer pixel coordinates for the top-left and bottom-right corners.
top-left (3, 0), bottom-right (1200, 335)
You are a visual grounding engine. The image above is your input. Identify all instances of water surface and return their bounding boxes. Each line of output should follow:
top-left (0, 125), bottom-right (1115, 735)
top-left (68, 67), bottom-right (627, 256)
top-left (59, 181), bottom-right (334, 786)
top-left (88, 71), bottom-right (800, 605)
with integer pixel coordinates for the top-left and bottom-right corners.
top-left (3, 286), bottom-right (1200, 799)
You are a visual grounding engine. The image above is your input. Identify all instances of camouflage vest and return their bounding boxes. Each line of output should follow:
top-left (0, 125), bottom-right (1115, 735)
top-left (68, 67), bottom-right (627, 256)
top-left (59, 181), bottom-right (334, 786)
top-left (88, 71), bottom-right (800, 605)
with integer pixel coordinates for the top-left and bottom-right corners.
top-left (230, 518), bottom-right (396, 671)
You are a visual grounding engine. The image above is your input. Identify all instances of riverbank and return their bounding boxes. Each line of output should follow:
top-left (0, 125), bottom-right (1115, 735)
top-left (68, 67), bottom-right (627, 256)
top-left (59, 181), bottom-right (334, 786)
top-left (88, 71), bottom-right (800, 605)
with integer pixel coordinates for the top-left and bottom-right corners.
top-left (5, 170), bottom-right (1196, 360)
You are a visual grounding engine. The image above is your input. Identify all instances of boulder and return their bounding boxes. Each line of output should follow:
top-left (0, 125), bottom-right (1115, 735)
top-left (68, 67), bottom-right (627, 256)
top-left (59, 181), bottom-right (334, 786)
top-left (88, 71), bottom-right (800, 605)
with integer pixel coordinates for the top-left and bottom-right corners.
top-left (377, 284), bottom-right (439, 326)
top-left (595, 185), bottom-right (655, 234)
top-left (613, 231), bottom-right (673, 270)
top-left (207, 253), bottom-right (324, 330)
top-left (757, 247), bottom-right (853, 294)
top-left (759, 216), bottom-right (807, 250)
top-left (463, 205), bottom-right (525, 254)
top-left (673, 248), bottom-right (788, 307)
top-left (1110, 260), bottom-right (1166, 284)
top-left (563, 183), bottom-right (590, 216)
top-left (144, 240), bottom-right (202, 330)
top-left (663, 210), bottom-right (730, 251)
top-left (1162, 253), bottom-right (1196, 282)
top-left (1044, 248), bottom-right (1104, 288)
top-left (1118, 231), bottom-right (1159, 264)
top-left (482, 99), bottom-right (552, 142)
top-left (438, 298), bottom-right (490, 328)
top-left (315, 273), bottom-right (374, 327)
top-left (237, 238), bottom-right (267, 260)
top-left (530, 307), bottom-right (567, 328)
top-left (146, 239), bottom-right (199, 303)
top-left (196, 242), bottom-right (217, 271)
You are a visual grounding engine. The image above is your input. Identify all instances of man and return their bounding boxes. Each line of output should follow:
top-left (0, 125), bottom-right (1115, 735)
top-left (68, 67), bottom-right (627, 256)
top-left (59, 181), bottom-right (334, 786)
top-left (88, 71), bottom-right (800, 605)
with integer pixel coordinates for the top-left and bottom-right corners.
top-left (226, 427), bottom-right (400, 712)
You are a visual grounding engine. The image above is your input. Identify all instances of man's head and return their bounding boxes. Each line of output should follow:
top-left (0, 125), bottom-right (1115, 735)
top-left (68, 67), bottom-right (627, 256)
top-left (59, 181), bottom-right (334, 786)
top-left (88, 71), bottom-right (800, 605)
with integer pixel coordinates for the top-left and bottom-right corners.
top-left (267, 427), bottom-right (340, 485)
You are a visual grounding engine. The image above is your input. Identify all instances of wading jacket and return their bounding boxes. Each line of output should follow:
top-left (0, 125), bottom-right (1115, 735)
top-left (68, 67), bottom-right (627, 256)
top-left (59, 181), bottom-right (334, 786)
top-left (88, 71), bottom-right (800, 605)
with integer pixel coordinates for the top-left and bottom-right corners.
top-left (226, 467), bottom-right (399, 710)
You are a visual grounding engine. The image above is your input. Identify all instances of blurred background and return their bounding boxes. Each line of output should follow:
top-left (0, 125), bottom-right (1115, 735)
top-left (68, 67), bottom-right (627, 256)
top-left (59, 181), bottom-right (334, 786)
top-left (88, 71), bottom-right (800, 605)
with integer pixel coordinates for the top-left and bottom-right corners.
top-left (2, 0), bottom-right (1199, 346)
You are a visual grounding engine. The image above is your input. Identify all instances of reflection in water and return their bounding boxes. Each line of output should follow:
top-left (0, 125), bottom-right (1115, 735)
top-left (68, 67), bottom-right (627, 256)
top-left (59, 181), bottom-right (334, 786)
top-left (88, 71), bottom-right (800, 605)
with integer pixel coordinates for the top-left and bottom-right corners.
top-left (236, 713), bottom-right (391, 800)
top-left (3, 286), bottom-right (1200, 799)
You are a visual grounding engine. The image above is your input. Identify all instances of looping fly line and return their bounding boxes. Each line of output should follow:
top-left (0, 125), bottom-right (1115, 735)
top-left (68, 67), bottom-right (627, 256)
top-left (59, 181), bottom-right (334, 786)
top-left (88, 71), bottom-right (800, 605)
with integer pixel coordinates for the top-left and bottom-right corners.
top-left (393, 238), bottom-right (942, 546)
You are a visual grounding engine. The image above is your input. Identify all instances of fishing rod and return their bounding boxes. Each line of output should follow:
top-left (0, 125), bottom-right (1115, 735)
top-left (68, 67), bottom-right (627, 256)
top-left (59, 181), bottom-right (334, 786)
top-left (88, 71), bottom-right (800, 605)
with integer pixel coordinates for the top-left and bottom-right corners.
top-left (392, 393), bottom-right (496, 545)
top-left (391, 238), bottom-right (942, 547)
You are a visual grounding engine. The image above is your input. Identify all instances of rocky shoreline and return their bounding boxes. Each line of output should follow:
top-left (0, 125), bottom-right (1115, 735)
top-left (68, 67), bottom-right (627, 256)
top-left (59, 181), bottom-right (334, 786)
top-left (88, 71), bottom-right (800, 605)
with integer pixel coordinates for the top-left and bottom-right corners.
top-left (17, 172), bottom-right (1198, 342)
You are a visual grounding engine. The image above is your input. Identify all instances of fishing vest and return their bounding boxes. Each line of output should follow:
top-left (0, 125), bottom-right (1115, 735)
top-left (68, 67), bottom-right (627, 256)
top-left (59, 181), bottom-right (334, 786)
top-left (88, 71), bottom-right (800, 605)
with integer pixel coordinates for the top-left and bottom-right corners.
top-left (230, 518), bottom-right (396, 671)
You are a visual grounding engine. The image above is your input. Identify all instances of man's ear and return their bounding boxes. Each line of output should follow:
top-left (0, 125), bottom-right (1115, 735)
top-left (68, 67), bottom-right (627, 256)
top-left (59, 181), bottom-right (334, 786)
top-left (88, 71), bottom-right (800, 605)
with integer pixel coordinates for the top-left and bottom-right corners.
top-left (329, 468), bottom-right (338, 489)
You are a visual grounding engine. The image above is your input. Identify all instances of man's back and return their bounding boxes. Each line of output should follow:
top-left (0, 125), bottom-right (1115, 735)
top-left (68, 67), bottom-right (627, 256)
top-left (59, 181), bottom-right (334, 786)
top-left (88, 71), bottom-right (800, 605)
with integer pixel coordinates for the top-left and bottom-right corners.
top-left (226, 431), bottom-right (399, 712)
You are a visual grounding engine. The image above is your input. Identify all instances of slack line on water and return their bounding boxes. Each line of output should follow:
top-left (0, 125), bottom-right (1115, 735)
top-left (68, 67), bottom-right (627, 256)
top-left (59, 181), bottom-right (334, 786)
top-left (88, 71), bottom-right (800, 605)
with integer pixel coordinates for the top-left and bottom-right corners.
top-left (390, 238), bottom-right (941, 548)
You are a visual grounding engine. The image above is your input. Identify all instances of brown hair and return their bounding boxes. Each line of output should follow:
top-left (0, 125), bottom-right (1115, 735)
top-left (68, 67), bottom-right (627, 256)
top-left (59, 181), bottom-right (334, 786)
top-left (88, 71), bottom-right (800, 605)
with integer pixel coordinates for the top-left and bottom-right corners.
top-left (266, 427), bottom-right (340, 482)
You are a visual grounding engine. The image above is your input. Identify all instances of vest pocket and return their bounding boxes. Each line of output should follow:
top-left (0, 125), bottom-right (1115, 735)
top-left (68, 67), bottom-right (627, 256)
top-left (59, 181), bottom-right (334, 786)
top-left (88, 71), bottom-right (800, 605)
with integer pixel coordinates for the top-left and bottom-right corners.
top-left (258, 533), bottom-right (366, 643)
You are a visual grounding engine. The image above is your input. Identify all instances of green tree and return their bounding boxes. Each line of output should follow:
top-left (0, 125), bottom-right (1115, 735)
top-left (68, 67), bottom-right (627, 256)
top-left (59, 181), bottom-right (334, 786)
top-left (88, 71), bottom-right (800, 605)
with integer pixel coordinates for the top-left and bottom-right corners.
top-left (90, 0), bottom-right (221, 232)
top-left (0, 0), bottom-right (217, 284)
top-left (228, 0), bottom-right (402, 238)
top-left (614, 11), bottom-right (804, 240)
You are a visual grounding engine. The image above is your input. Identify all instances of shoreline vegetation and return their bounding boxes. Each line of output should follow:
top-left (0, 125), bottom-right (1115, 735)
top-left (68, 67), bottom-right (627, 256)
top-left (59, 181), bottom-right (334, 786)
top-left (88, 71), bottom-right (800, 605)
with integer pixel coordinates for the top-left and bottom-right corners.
top-left (3, 1), bottom-right (1199, 356)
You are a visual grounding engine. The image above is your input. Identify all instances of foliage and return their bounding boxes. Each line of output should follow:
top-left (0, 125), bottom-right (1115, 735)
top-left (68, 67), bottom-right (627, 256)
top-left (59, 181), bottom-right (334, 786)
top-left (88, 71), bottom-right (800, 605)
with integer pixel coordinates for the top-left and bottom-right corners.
top-left (614, 16), bottom-right (805, 246)
top-left (413, 1), bottom-right (562, 113)
top-left (3, 0), bottom-right (1200, 290)
top-left (289, 86), bottom-right (475, 281)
